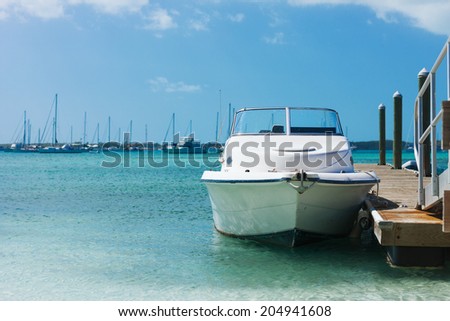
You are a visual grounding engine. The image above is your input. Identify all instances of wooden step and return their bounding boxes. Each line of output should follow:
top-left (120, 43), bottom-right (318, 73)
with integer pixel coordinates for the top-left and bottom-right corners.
top-left (367, 203), bottom-right (450, 247)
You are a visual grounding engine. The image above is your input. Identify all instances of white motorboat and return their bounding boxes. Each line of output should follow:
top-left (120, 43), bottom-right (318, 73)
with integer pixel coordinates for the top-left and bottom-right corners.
top-left (201, 107), bottom-right (379, 246)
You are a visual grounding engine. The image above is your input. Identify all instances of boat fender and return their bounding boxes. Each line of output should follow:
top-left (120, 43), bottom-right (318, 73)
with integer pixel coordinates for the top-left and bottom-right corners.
top-left (357, 210), bottom-right (372, 230)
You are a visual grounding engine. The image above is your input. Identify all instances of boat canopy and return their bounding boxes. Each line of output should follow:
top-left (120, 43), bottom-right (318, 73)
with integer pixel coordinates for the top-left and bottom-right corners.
top-left (232, 107), bottom-right (344, 136)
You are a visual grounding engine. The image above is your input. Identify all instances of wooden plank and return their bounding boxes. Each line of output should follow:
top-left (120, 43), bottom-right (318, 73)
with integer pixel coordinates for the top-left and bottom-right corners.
top-left (390, 222), bottom-right (450, 247)
top-left (373, 219), bottom-right (394, 246)
top-left (375, 208), bottom-right (450, 247)
top-left (358, 164), bottom-right (450, 247)
top-left (444, 190), bottom-right (450, 233)
top-left (366, 199), bottom-right (395, 245)
top-left (355, 164), bottom-right (429, 209)
top-left (442, 100), bottom-right (450, 150)
top-left (379, 208), bottom-right (441, 223)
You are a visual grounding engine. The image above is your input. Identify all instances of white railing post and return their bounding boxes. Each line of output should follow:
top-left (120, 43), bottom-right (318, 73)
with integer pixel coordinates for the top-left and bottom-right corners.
top-left (285, 107), bottom-right (291, 135)
top-left (418, 96), bottom-right (425, 206)
top-left (431, 72), bottom-right (439, 196)
top-left (447, 39), bottom-right (450, 100)
top-left (447, 40), bottom-right (450, 185)
top-left (415, 37), bottom-right (450, 207)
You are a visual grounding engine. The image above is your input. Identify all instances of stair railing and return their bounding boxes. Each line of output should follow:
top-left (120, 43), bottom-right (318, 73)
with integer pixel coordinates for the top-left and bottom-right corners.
top-left (414, 37), bottom-right (450, 207)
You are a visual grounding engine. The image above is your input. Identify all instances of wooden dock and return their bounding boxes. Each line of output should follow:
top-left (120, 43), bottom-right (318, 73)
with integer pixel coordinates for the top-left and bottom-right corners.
top-left (355, 164), bottom-right (450, 266)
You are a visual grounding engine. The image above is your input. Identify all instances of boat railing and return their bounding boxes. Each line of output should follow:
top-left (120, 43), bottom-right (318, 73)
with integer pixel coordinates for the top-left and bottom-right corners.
top-left (414, 36), bottom-right (450, 208)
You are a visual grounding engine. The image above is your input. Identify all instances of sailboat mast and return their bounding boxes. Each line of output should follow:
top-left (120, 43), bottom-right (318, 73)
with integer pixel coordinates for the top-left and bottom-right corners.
top-left (145, 124), bottom-right (148, 143)
top-left (23, 110), bottom-right (26, 146)
top-left (108, 116), bottom-right (111, 143)
top-left (172, 113), bottom-right (175, 141)
top-left (228, 103), bottom-right (232, 137)
top-left (97, 123), bottom-right (100, 145)
top-left (218, 89), bottom-right (222, 140)
top-left (27, 120), bottom-right (31, 145)
top-left (130, 120), bottom-right (133, 143)
top-left (52, 117), bottom-right (55, 145)
top-left (215, 111), bottom-right (219, 142)
top-left (54, 94), bottom-right (58, 145)
top-left (83, 111), bottom-right (87, 145)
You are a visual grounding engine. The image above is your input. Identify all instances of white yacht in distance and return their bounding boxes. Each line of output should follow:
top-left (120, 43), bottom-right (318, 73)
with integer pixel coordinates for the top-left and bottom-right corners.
top-left (201, 107), bottom-right (379, 246)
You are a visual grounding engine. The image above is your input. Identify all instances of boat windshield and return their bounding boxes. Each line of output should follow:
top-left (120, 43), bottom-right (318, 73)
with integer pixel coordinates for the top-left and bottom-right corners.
top-left (233, 109), bottom-right (287, 135)
top-left (289, 108), bottom-right (343, 135)
top-left (232, 108), bottom-right (343, 135)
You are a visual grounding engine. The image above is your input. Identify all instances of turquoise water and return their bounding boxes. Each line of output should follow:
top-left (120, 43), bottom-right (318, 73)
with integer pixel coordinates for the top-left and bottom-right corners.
top-left (1, 150), bottom-right (449, 300)
top-left (353, 149), bottom-right (448, 167)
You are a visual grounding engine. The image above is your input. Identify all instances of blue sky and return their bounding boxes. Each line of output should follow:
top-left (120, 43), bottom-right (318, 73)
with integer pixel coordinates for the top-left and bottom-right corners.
top-left (0, 0), bottom-right (449, 144)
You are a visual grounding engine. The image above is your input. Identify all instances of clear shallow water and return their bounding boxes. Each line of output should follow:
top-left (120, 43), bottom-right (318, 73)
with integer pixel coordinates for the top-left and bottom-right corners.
top-left (1, 151), bottom-right (449, 300)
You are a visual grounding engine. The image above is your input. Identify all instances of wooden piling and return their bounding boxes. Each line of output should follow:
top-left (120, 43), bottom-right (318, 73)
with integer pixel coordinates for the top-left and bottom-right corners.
top-left (378, 104), bottom-right (386, 165)
top-left (393, 91), bottom-right (402, 169)
top-left (444, 190), bottom-right (450, 233)
top-left (419, 68), bottom-right (431, 176)
top-left (441, 100), bottom-right (450, 150)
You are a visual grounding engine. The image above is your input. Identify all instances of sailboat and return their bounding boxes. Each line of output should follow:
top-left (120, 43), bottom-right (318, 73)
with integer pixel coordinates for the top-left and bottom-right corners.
top-left (38, 94), bottom-right (82, 154)
top-left (5, 111), bottom-right (38, 152)
top-left (162, 114), bottom-right (203, 154)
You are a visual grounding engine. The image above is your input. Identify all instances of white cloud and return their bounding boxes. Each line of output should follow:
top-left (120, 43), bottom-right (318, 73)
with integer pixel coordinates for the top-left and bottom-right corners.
top-left (68, 0), bottom-right (148, 15)
top-left (0, 0), bottom-right (148, 20)
top-left (145, 8), bottom-right (178, 31)
top-left (149, 77), bottom-right (202, 93)
top-left (287, 0), bottom-right (450, 35)
top-left (266, 9), bottom-right (286, 27)
top-left (228, 13), bottom-right (245, 23)
top-left (0, 0), bottom-right (65, 20)
top-left (264, 32), bottom-right (285, 45)
top-left (3, 0), bottom-right (447, 36)
top-left (189, 9), bottom-right (210, 31)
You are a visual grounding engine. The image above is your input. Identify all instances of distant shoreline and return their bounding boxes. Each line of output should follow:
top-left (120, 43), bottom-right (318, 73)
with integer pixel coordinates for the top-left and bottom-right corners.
top-left (0, 140), bottom-right (416, 151)
top-left (349, 140), bottom-right (414, 150)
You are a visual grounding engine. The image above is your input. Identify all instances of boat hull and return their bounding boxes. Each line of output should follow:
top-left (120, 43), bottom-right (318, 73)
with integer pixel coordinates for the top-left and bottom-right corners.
top-left (202, 171), bottom-right (378, 247)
